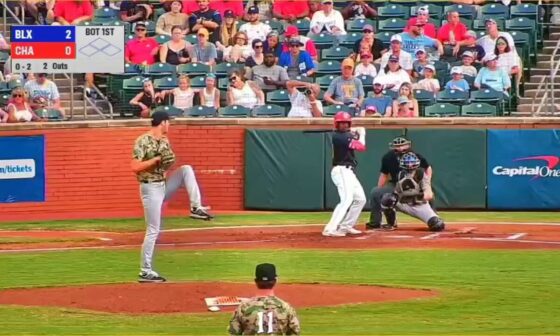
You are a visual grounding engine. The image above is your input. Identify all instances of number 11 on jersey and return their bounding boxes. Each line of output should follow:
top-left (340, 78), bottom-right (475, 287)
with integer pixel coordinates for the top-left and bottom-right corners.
top-left (257, 311), bottom-right (274, 334)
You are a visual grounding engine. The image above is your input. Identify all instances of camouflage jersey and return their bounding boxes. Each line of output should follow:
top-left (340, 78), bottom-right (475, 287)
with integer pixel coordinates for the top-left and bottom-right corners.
top-left (228, 295), bottom-right (300, 335)
top-left (132, 133), bottom-right (176, 183)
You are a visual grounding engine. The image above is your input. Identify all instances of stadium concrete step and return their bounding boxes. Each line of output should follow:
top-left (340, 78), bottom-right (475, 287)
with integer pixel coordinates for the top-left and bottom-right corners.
top-left (537, 54), bottom-right (560, 61)
top-left (528, 74), bottom-right (560, 83)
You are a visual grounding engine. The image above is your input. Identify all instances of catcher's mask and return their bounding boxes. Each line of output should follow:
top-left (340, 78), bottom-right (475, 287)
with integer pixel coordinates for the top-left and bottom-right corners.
top-left (399, 152), bottom-right (421, 170)
top-left (389, 136), bottom-right (411, 152)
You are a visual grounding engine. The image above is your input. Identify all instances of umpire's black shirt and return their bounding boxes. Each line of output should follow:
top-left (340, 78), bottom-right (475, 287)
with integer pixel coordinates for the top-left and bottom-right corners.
top-left (381, 150), bottom-right (430, 183)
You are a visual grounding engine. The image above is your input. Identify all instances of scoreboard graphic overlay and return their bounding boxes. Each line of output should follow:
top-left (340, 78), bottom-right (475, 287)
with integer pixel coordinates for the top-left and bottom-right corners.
top-left (10, 25), bottom-right (124, 74)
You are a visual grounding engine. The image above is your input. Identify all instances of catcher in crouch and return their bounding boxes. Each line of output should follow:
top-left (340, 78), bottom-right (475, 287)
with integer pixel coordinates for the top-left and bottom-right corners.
top-left (380, 152), bottom-right (445, 232)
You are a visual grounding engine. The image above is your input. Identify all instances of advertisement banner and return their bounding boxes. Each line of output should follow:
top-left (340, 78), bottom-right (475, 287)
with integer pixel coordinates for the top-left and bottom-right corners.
top-left (488, 130), bottom-right (560, 209)
top-left (0, 135), bottom-right (46, 203)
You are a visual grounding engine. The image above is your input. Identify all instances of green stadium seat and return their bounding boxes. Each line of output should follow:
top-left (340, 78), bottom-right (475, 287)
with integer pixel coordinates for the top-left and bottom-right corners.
top-left (93, 7), bottom-right (118, 23)
top-left (264, 19), bottom-right (284, 34)
top-left (479, 3), bottom-right (509, 19)
top-left (0, 51), bottom-right (10, 63)
top-left (323, 104), bottom-right (354, 117)
top-left (155, 34), bottom-right (171, 44)
top-left (184, 34), bottom-right (198, 45)
top-left (378, 18), bottom-right (407, 32)
top-left (444, 4), bottom-right (477, 20)
top-left (346, 19), bottom-right (377, 32)
top-left (153, 76), bottom-right (178, 90)
top-left (322, 46), bottom-right (353, 61)
top-left (339, 32), bottom-right (363, 48)
top-left (316, 75), bottom-right (338, 90)
top-left (377, 31), bottom-right (393, 47)
top-left (7, 78), bottom-right (25, 89)
top-left (218, 105), bottom-right (251, 118)
top-left (185, 106), bottom-right (217, 117)
top-left (378, 4), bottom-right (409, 19)
top-left (473, 18), bottom-right (505, 31)
top-left (315, 60), bottom-right (342, 76)
top-left (307, 33), bottom-right (337, 49)
top-left (218, 77), bottom-right (229, 90)
top-left (356, 75), bottom-right (374, 91)
top-left (411, 5), bottom-right (443, 19)
top-left (214, 62), bottom-right (244, 78)
top-left (146, 62), bottom-right (176, 75)
top-left (461, 102), bottom-right (497, 117)
top-left (190, 76), bottom-right (206, 89)
top-left (414, 89), bottom-right (436, 116)
top-left (152, 105), bottom-right (184, 117)
top-left (470, 88), bottom-right (505, 115)
top-left (424, 103), bottom-right (461, 117)
top-left (436, 89), bottom-right (469, 105)
top-left (291, 75), bottom-right (314, 83)
top-left (294, 19), bottom-right (310, 35)
top-left (178, 62), bottom-right (211, 77)
top-left (0, 93), bottom-right (10, 107)
top-left (266, 89), bottom-right (291, 106)
top-left (253, 104), bottom-right (286, 117)
top-left (35, 108), bottom-right (65, 121)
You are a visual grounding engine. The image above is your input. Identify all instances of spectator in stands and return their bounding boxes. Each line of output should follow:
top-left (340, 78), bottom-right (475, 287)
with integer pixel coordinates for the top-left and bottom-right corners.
top-left (282, 26), bottom-right (319, 61)
top-left (353, 25), bottom-right (386, 64)
top-left (437, 10), bottom-right (476, 57)
top-left (475, 54), bottom-right (511, 96)
top-left (129, 78), bottom-right (160, 118)
top-left (458, 51), bottom-right (478, 77)
top-left (0, 32), bottom-right (9, 51)
top-left (263, 31), bottom-right (282, 59)
top-left (159, 25), bottom-right (192, 65)
top-left (188, 28), bottom-right (218, 66)
top-left (286, 80), bottom-right (323, 117)
top-left (341, 0), bottom-right (377, 20)
top-left (125, 22), bottom-right (159, 65)
top-left (252, 51), bottom-right (290, 91)
top-left (463, 30), bottom-right (486, 62)
top-left (379, 35), bottom-right (413, 75)
top-left (414, 64), bottom-right (440, 94)
top-left (307, 0), bottom-right (321, 19)
top-left (494, 37), bottom-right (520, 77)
top-left (120, 0), bottom-right (153, 23)
top-left (156, 0), bottom-right (189, 36)
top-left (273, 0), bottom-right (310, 23)
top-left (227, 70), bottom-right (265, 109)
top-left (159, 0), bottom-right (174, 12)
top-left (212, 0), bottom-right (244, 19)
top-left (181, 0), bottom-right (200, 15)
top-left (200, 74), bottom-right (220, 109)
top-left (217, 9), bottom-right (239, 49)
top-left (324, 58), bottom-right (365, 111)
top-left (477, 19), bottom-right (516, 58)
top-left (246, 0), bottom-right (274, 21)
top-left (239, 6), bottom-right (272, 44)
top-left (24, 73), bottom-right (64, 117)
top-left (354, 51), bottom-right (377, 77)
top-left (156, 74), bottom-right (195, 110)
top-left (223, 32), bottom-right (251, 63)
top-left (188, 0), bottom-right (222, 43)
top-left (246, 39), bottom-right (266, 69)
top-left (445, 66), bottom-right (470, 91)
top-left (400, 22), bottom-right (443, 60)
top-left (6, 88), bottom-right (42, 123)
top-left (376, 55), bottom-right (412, 92)
top-left (412, 48), bottom-right (431, 78)
top-left (404, 6), bottom-right (437, 39)
top-left (389, 82), bottom-right (418, 117)
top-left (24, 0), bottom-right (55, 25)
top-left (279, 38), bottom-right (316, 78)
top-left (51, 0), bottom-right (94, 25)
top-left (361, 77), bottom-right (392, 117)
top-left (309, 0), bottom-right (346, 39)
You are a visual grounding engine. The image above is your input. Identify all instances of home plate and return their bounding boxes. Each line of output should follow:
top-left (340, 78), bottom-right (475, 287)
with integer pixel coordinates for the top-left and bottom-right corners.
top-left (453, 227), bottom-right (477, 234)
top-left (385, 235), bottom-right (414, 239)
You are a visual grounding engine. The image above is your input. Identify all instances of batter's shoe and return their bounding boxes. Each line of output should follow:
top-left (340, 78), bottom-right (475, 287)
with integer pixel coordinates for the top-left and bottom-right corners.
top-left (190, 206), bottom-right (213, 220)
top-left (345, 227), bottom-right (363, 235)
top-left (138, 271), bottom-right (167, 283)
top-left (322, 230), bottom-right (347, 237)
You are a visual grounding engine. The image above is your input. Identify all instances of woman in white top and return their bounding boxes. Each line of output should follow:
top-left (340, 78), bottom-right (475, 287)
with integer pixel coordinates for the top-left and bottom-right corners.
top-left (494, 37), bottom-right (520, 76)
top-left (227, 70), bottom-right (265, 109)
top-left (7, 88), bottom-right (41, 123)
top-left (156, 75), bottom-right (195, 110)
top-left (376, 57), bottom-right (412, 92)
top-left (200, 74), bottom-right (220, 109)
top-left (309, 1), bottom-right (346, 37)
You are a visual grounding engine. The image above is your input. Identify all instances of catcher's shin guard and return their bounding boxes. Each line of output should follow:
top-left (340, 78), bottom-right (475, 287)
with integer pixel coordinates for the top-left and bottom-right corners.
top-left (427, 216), bottom-right (445, 232)
top-left (383, 208), bottom-right (397, 228)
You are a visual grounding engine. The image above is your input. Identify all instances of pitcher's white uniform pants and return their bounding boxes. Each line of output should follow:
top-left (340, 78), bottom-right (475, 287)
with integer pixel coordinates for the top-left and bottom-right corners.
top-left (323, 166), bottom-right (366, 234)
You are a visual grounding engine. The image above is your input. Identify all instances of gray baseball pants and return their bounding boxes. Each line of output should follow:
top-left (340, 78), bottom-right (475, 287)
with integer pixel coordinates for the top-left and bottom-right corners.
top-left (139, 165), bottom-right (202, 273)
top-left (395, 202), bottom-right (438, 225)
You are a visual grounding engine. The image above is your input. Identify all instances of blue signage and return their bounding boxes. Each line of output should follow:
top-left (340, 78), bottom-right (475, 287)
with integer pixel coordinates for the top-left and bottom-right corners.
top-left (487, 130), bottom-right (560, 209)
top-left (10, 25), bottom-right (76, 42)
top-left (0, 135), bottom-right (46, 203)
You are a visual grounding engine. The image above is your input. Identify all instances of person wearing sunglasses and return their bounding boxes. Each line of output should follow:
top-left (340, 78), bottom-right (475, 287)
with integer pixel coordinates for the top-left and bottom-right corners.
top-left (6, 88), bottom-right (42, 123)
top-left (125, 22), bottom-right (159, 65)
top-left (245, 39), bottom-right (265, 68)
top-left (309, 0), bottom-right (346, 39)
top-left (278, 38), bottom-right (316, 78)
top-left (227, 70), bottom-right (265, 109)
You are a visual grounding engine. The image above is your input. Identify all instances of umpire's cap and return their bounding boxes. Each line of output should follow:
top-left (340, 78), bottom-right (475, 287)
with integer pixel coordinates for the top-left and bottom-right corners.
top-left (389, 136), bottom-right (411, 148)
top-left (151, 111), bottom-right (170, 127)
top-left (255, 263), bottom-right (277, 282)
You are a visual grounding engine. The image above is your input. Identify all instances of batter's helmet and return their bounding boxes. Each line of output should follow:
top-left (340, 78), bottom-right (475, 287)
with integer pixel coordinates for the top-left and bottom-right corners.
top-left (399, 152), bottom-right (421, 170)
top-left (333, 111), bottom-right (352, 127)
top-left (389, 136), bottom-right (411, 148)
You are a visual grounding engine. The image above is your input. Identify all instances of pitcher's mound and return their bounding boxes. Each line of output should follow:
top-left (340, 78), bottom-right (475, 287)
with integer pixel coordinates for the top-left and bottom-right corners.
top-left (0, 282), bottom-right (437, 314)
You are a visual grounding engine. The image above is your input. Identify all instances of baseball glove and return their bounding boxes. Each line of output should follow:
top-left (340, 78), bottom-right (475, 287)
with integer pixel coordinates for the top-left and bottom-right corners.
top-left (157, 139), bottom-right (176, 170)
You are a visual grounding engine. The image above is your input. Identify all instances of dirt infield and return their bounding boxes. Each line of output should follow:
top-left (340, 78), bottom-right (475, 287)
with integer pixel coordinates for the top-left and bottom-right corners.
top-left (1, 223), bottom-right (560, 252)
top-left (0, 282), bottom-right (436, 314)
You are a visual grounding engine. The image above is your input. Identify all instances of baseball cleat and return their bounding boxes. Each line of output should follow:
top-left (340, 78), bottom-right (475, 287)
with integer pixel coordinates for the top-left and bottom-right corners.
top-left (365, 223), bottom-right (381, 231)
top-left (322, 230), bottom-right (347, 237)
top-left (190, 206), bottom-right (214, 220)
top-left (345, 228), bottom-right (363, 235)
top-left (381, 224), bottom-right (396, 231)
top-left (138, 271), bottom-right (167, 283)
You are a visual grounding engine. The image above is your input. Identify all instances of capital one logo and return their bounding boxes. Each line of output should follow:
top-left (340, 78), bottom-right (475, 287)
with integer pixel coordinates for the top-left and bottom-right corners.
top-left (492, 155), bottom-right (560, 180)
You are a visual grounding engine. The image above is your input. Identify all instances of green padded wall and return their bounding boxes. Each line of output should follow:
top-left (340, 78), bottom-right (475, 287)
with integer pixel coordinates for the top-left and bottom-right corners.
top-left (244, 130), bottom-right (326, 210)
top-left (407, 129), bottom-right (487, 209)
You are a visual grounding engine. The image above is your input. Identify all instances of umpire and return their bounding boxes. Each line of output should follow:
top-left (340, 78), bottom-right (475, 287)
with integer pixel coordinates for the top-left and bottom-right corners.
top-left (366, 137), bottom-right (433, 230)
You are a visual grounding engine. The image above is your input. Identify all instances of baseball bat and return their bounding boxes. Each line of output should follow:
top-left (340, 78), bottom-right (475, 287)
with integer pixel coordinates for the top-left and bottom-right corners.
top-left (302, 129), bottom-right (334, 133)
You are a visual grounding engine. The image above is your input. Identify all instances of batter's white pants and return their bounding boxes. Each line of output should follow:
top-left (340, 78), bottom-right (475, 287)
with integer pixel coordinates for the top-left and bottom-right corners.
top-left (140, 165), bottom-right (202, 273)
top-left (323, 166), bottom-right (367, 234)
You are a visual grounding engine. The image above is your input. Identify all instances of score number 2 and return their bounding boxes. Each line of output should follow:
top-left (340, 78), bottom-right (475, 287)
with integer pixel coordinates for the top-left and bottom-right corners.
top-left (66, 29), bottom-right (72, 40)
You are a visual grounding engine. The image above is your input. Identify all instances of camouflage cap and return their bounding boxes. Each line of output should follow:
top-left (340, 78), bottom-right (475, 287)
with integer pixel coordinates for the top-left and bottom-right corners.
top-left (255, 263), bottom-right (277, 281)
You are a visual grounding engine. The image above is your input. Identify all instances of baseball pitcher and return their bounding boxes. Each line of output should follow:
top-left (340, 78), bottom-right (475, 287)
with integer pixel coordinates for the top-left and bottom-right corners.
top-left (380, 152), bottom-right (445, 232)
top-left (131, 111), bottom-right (213, 283)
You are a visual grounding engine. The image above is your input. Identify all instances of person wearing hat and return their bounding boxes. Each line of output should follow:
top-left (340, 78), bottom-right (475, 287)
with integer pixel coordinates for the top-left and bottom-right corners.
top-left (239, 5), bottom-right (272, 44)
top-left (324, 58), bottom-right (365, 111)
top-left (366, 136), bottom-right (432, 230)
top-left (309, 0), bottom-right (346, 38)
top-left (474, 53), bottom-right (511, 96)
top-left (361, 77), bottom-right (393, 117)
top-left (228, 263), bottom-right (300, 335)
top-left (188, 0), bottom-right (222, 43)
top-left (211, 0), bottom-right (244, 20)
top-left (353, 24), bottom-right (386, 63)
top-left (414, 64), bottom-right (440, 94)
top-left (278, 38), bottom-right (316, 78)
top-left (131, 111), bottom-right (213, 283)
top-left (245, 0), bottom-right (274, 21)
top-left (155, 0), bottom-right (188, 36)
top-left (445, 66), bottom-right (470, 92)
top-left (404, 6), bottom-right (437, 39)
top-left (281, 25), bottom-right (319, 61)
top-left (436, 10), bottom-right (475, 57)
top-left (379, 35), bottom-right (413, 75)
top-left (376, 54), bottom-right (412, 92)
top-left (216, 9), bottom-right (240, 50)
top-left (458, 50), bottom-right (478, 77)
top-left (399, 22), bottom-right (444, 60)
top-left (476, 18), bottom-right (517, 59)
top-left (273, 0), bottom-right (310, 22)
top-left (188, 27), bottom-right (218, 66)
top-left (354, 51), bottom-right (378, 77)
top-left (341, 0), bottom-right (377, 20)
top-left (412, 48), bottom-right (431, 78)
top-left (125, 21), bottom-right (160, 65)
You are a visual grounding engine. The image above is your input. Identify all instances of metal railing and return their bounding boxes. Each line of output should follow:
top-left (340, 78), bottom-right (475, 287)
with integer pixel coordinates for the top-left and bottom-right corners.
top-left (532, 31), bottom-right (560, 116)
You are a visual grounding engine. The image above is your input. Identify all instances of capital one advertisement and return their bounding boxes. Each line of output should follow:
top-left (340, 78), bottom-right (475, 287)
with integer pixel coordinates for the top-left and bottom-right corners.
top-left (487, 130), bottom-right (560, 209)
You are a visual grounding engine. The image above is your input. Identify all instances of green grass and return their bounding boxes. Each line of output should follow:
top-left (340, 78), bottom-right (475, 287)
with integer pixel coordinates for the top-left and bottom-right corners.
top-left (0, 211), bottom-right (558, 233)
top-left (0, 249), bottom-right (559, 335)
top-left (0, 237), bottom-right (96, 245)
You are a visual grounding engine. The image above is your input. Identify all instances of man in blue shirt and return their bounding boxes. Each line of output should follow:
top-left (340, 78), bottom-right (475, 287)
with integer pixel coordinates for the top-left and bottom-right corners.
top-left (279, 38), bottom-right (316, 78)
top-left (399, 22), bottom-right (443, 60)
top-left (361, 77), bottom-right (392, 117)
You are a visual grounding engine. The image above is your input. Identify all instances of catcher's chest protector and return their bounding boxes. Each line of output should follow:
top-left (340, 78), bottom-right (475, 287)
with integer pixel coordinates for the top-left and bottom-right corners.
top-left (395, 169), bottom-right (424, 199)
